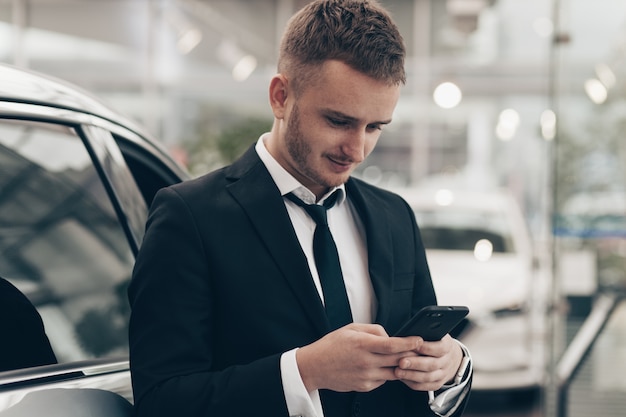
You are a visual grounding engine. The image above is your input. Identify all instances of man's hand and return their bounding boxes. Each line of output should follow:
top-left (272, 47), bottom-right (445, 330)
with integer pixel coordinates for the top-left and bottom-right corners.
top-left (296, 323), bottom-right (420, 393)
top-left (394, 334), bottom-right (464, 392)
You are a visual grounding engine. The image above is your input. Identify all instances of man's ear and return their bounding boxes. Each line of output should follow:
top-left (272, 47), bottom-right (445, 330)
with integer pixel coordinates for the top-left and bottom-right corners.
top-left (269, 74), bottom-right (289, 119)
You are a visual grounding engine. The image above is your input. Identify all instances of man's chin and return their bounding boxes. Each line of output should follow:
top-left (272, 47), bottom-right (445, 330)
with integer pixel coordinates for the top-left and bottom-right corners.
top-left (326, 174), bottom-right (351, 188)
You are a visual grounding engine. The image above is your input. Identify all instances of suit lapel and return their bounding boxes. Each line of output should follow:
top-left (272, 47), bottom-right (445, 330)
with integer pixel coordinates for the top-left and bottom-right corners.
top-left (224, 147), bottom-right (329, 335)
top-left (346, 179), bottom-right (395, 327)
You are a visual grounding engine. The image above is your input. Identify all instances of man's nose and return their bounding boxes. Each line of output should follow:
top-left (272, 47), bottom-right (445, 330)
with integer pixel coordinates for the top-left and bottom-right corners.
top-left (340, 129), bottom-right (368, 162)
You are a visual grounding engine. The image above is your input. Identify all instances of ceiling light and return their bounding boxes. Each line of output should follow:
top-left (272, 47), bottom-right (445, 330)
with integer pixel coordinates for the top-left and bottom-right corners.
top-left (433, 81), bottom-right (462, 109)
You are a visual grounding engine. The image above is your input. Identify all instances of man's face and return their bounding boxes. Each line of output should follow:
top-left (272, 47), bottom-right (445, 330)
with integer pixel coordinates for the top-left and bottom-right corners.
top-left (269, 60), bottom-right (401, 199)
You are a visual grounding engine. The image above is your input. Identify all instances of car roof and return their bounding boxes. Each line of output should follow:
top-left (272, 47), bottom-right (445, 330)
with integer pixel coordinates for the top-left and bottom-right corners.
top-left (0, 63), bottom-right (189, 180)
top-left (0, 63), bottom-right (146, 137)
top-left (394, 186), bottom-right (534, 253)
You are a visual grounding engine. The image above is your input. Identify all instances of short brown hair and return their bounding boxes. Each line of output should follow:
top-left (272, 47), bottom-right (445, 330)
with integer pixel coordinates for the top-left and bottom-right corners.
top-left (278, 0), bottom-right (406, 93)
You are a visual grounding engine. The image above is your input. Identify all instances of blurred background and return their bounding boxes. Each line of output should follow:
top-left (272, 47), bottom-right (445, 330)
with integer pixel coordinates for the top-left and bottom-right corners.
top-left (1, 0), bottom-right (625, 416)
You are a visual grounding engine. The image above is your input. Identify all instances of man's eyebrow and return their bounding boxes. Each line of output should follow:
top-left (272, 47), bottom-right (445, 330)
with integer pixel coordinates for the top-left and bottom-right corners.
top-left (323, 109), bottom-right (393, 125)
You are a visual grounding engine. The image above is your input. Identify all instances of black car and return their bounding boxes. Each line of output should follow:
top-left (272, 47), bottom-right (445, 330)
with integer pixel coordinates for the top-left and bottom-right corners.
top-left (0, 63), bottom-right (189, 415)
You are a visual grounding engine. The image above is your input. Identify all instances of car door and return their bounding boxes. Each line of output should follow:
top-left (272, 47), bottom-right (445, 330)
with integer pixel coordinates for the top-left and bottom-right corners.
top-left (0, 106), bottom-right (187, 413)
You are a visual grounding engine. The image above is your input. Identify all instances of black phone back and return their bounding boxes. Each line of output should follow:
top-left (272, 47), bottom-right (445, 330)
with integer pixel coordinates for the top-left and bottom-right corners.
top-left (394, 305), bottom-right (469, 340)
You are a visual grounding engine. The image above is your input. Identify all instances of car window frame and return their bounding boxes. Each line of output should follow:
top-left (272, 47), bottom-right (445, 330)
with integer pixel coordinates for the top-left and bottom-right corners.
top-left (0, 101), bottom-right (188, 252)
top-left (76, 124), bottom-right (149, 254)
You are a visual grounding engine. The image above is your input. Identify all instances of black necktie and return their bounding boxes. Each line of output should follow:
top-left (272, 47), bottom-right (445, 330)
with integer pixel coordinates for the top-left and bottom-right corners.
top-left (286, 191), bottom-right (353, 330)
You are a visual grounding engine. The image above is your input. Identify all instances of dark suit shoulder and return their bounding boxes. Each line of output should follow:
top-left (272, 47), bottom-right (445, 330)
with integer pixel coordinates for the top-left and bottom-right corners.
top-left (347, 177), bottom-right (413, 214)
top-left (160, 144), bottom-right (263, 204)
top-left (168, 168), bottom-right (226, 196)
top-left (348, 177), bottom-right (404, 198)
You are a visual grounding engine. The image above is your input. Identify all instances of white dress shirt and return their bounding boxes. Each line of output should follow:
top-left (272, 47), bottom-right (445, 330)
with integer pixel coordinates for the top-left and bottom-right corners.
top-left (255, 135), bottom-right (470, 417)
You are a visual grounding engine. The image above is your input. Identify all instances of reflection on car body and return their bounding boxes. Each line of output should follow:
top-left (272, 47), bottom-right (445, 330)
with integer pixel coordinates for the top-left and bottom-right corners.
top-left (396, 187), bottom-right (547, 391)
top-left (0, 63), bottom-right (189, 414)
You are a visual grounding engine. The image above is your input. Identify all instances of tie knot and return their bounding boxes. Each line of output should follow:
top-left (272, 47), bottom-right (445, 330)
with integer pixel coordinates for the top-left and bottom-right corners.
top-left (286, 191), bottom-right (339, 226)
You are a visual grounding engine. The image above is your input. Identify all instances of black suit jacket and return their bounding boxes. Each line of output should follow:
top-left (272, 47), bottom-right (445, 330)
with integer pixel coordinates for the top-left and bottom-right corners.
top-left (128, 145), bottom-right (469, 417)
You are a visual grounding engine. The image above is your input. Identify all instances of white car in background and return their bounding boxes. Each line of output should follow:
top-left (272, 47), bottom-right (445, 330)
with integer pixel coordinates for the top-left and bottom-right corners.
top-left (396, 187), bottom-right (547, 392)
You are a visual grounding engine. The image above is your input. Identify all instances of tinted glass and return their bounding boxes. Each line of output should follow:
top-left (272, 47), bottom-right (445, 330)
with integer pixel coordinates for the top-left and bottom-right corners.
top-left (0, 119), bottom-right (133, 365)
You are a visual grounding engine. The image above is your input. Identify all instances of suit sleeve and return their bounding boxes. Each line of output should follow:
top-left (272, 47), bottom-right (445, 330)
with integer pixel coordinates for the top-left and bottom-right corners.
top-left (128, 187), bottom-right (289, 417)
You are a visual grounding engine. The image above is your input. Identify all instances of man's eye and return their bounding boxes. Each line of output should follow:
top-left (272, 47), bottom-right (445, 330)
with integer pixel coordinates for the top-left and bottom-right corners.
top-left (367, 124), bottom-right (383, 131)
top-left (329, 118), bottom-right (349, 127)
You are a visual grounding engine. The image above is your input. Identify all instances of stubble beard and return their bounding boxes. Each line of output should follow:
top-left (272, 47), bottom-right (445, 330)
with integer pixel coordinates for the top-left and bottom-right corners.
top-left (285, 104), bottom-right (343, 190)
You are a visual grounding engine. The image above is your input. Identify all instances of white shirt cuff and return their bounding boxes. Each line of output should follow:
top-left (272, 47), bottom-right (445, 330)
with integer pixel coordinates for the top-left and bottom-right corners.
top-left (280, 348), bottom-right (324, 417)
top-left (429, 341), bottom-right (473, 417)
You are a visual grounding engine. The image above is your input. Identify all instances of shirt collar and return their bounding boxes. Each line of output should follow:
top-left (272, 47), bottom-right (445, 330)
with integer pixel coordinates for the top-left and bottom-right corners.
top-left (255, 134), bottom-right (346, 206)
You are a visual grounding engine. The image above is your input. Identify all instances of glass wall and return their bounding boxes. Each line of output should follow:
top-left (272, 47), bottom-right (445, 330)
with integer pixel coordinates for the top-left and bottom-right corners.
top-left (549, 1), bottom-right (626, 416)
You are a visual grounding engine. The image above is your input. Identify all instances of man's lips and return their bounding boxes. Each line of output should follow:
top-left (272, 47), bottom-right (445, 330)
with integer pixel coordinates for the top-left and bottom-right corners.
top-left (327, 156), bottom-right (353, 172)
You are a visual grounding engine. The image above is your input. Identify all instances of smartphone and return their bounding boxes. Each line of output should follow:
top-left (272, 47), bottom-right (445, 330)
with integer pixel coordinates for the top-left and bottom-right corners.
top-left (393, 305), bottom-right (469, 340)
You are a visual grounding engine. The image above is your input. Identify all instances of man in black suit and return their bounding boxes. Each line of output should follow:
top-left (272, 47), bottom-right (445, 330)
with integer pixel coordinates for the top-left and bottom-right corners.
top-left (128, 1), bottom-right (472, 416)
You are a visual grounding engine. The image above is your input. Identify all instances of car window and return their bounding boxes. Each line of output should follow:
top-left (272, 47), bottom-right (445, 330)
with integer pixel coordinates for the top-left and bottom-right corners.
top-left (0, 119), bottom-right (133, 366)
top-left (82, 125), bottom-right (148, 251)
top-left (415, 209), bottom-right (515, 253)
top-left (114, 135), bottom-right (185, 207)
